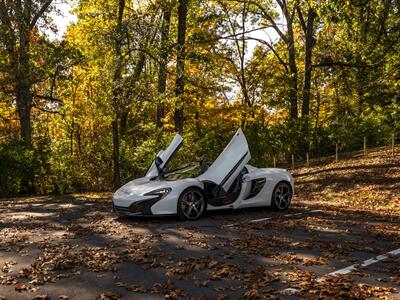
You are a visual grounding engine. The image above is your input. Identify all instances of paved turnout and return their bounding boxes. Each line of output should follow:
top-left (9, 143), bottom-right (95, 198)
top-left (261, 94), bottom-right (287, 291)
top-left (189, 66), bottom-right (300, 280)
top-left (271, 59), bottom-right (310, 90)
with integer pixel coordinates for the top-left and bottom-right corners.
top-left (0, 195), bottom-right (399, 299)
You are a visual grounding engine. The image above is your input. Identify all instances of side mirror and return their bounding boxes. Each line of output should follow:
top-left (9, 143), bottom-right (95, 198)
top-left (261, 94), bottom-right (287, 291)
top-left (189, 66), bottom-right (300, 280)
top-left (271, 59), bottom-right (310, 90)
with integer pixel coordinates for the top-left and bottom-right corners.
top-left (155, 156), bottom-right (163, 167)
top-left (200, 155), bottom-right (208, 173)
top-left (155, 156), bottom-right (164, 177)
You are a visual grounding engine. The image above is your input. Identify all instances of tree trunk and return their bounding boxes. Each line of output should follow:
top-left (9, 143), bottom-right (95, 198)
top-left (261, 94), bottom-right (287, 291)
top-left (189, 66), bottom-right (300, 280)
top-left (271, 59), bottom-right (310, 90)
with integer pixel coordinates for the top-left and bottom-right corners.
top-left (15, 81), bottom-right (32, 145)
top-left (174, 0), bottom-right (188, 134)
top-left (16, 20), bottom-right (32, 144)
top-left (112, 119), bottom-right (120, 189)
top-left (286, 19), bottom-right (298, 120)
top-left (111, 0), bottom-right (125, 189)
top-left (301, 8), bottom-right (316, 118)
top-left (240, 1), bottom-right (250, 128)
top-left (156, 8), bottom-right (171, 128)
top-left (313, 76), bottom-right (321, 155)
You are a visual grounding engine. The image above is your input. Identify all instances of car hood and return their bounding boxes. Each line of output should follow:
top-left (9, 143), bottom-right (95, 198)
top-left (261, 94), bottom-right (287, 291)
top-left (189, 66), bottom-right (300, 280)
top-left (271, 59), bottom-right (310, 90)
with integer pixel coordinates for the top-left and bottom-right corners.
top-left (114, 177), bottom-right (171, 198)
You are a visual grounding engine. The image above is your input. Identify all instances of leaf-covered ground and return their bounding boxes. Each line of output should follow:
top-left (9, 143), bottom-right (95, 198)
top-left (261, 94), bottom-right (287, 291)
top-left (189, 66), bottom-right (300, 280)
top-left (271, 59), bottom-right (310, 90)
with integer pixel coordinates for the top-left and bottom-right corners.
top-left (0, 148), bottom-right (399, 299)
top-left (294, 147), bottom-right (400, 214)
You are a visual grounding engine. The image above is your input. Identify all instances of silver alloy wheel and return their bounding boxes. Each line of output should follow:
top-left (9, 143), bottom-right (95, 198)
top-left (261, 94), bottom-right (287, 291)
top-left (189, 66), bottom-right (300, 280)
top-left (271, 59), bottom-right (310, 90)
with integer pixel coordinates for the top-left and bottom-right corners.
top-left (180, 190), bottom-right (205, 220)
top-left (273, 182), bottom-right (292, 210)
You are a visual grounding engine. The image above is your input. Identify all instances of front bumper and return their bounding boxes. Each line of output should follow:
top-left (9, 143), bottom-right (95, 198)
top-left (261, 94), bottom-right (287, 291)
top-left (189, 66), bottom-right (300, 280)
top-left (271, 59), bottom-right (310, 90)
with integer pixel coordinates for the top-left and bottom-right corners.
top-left (112, 196), bottom-right (161, 216)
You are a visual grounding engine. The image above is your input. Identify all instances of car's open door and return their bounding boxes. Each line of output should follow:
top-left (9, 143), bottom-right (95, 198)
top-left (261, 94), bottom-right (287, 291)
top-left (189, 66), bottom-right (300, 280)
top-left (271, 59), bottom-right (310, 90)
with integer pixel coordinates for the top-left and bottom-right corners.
top-left (199, 128), bottom-right (251, 192)
top-left (146, 134), bottom-right (183, 178)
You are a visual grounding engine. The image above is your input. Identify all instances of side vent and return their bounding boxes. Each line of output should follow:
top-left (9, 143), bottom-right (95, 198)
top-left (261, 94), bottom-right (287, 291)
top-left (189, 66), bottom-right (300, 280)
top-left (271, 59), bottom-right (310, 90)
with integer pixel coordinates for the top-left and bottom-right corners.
top-left (245, 178), bottom-right (266, 200)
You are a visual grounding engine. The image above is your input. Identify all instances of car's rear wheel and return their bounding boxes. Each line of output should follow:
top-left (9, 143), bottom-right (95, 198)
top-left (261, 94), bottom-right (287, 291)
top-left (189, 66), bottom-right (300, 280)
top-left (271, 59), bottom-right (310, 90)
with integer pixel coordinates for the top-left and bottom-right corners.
top-left (271, 181), bottom-right (292, 210)
top-left (177, 188), bottom-right (206, 220)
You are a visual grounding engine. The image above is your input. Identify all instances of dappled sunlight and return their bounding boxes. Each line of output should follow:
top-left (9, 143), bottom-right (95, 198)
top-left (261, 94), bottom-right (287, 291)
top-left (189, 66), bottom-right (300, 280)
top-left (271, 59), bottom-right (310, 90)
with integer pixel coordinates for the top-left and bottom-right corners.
top-left (294, 151), bottom-right (400, 215)
top-left (0, 0), bottom-right (399, 297)
top-left (0, 151), bottom-right (399, 298)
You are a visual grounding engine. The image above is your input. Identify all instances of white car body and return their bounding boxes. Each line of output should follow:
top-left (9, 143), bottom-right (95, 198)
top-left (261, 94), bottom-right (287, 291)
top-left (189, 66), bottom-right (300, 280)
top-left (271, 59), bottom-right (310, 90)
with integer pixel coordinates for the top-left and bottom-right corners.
top-left (112, 129), bottom-right (294, 218)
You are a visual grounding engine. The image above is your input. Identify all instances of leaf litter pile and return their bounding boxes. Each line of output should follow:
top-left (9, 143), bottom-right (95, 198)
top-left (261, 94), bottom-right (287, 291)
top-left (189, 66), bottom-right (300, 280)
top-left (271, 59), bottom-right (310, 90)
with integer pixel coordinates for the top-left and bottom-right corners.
top-left (0, 149), bottom-right (399, 299)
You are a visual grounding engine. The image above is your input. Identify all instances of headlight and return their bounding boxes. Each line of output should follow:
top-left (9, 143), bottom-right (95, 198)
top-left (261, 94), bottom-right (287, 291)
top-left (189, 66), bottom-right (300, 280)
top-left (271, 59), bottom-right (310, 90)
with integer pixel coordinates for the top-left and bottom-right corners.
top-left (144, 188), bottom-right (172, 199)
top-left (116, 188), bottom-right (130, 196)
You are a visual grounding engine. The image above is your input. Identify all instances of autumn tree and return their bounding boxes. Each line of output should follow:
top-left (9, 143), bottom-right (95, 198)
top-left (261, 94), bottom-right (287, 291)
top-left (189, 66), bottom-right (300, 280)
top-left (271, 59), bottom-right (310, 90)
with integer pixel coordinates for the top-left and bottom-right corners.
top-left (1, 0), bottom-right (399, 194)
top-left (247, 0), bottom-right (299, 120)
top-left (296, 3), bottom-right (317, 118)
top-left (0, 0), bottom-right (55, 145)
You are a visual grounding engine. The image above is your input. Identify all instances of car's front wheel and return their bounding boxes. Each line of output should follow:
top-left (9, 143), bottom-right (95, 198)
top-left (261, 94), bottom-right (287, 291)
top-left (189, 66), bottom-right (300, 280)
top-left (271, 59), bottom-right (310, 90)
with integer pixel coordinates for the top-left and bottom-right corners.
top-left (177, 188), bottom-right (206, 220)
top-left (271, 181), bottom-right (292, 210)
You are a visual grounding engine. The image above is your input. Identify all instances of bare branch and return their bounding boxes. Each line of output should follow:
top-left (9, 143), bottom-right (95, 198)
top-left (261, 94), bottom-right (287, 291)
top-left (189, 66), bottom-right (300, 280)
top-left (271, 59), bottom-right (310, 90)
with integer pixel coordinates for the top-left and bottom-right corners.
top-left (241, 36), bottom-right (289, 73)
top-left (312, 61), bottom-right (366, 68)
top-left (296, 4), bottom-right (307, 33)
top-left (30, 0), bottom-right (53, 29)
top-left (247, 0), bottom-right (288, 43)
top-left (31, 93), bottom-right (63, 103)
top-left (194, 26), bottom-right (270, 44)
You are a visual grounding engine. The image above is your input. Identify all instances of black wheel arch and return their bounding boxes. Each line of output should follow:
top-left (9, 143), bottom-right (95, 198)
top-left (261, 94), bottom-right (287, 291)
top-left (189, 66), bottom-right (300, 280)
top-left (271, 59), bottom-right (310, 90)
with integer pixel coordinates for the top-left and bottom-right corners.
top-left (274, 180), bottom-right (293, 193)
top-left (180, 185), bottom-right (206, 199)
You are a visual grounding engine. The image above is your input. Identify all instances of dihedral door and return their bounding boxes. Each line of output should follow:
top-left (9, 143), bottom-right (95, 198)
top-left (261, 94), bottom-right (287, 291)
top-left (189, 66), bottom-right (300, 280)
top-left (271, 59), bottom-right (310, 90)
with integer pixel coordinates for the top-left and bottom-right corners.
top-left (199, 128), bottom-right (251, 192)
top-left (146, 134), bottom-right (183, 178)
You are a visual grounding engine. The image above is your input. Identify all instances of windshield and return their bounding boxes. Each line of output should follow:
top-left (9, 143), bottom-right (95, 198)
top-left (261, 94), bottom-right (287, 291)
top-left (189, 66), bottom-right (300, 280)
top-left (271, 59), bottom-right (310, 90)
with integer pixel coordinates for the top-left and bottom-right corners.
top-left (150, 134), bottom-right (209, 180)
top-left (164, 162), bottom-right (202, 180)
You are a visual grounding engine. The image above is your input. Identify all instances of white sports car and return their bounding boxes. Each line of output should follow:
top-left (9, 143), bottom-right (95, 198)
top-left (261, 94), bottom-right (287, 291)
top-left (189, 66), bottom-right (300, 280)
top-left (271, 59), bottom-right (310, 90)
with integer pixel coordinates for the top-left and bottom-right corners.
top-left (112, 129), bottom-right (294, 220)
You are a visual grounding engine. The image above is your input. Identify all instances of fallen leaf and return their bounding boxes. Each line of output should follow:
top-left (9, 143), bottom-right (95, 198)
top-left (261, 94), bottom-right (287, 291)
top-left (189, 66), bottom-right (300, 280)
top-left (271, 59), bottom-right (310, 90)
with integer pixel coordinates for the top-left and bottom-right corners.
top-left (96, 292), bottom-right (122, 300)
top-left (15, 283), bottom-right (28, 292)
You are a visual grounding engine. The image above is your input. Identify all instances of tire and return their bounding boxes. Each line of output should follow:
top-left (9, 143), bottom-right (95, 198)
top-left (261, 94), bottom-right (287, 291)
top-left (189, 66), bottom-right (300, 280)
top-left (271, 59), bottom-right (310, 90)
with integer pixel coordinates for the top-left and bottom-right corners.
top-left (271, 181), bottom-right (292, 211)
top-left (177, 187), bottom-right (206, 220)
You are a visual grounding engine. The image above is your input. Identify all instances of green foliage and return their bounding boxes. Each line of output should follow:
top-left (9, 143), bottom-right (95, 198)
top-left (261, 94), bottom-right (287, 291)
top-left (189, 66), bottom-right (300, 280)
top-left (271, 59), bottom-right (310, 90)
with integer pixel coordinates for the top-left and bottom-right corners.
top-left (1, 0), bottom-right (399, 196)
top-left (0, 141), bottom-right (40, 196)
top-left (0, 138), bottom-right (114, 197)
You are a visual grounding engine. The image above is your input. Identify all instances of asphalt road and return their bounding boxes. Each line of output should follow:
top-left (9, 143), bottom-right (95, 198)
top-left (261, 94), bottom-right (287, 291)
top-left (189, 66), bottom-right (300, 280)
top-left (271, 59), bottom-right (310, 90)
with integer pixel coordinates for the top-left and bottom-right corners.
top-left (0, 195), bottom-right (399, 299)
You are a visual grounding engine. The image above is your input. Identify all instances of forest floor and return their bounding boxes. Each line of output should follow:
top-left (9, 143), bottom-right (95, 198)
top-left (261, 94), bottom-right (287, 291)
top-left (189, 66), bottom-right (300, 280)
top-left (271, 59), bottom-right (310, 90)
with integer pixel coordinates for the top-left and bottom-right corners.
top-left (0, 148), bottom-right (399, 300)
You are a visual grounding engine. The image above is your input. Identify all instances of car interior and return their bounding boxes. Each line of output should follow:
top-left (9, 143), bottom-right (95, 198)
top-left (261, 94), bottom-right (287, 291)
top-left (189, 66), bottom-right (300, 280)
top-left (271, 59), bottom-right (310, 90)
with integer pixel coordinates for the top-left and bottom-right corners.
top-left (162, 154), bottom-right (247, 206)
